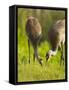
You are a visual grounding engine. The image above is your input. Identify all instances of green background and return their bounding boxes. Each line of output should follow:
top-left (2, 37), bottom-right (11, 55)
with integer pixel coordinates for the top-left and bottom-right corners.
top-left (18, 8), bottom-right (65, 82)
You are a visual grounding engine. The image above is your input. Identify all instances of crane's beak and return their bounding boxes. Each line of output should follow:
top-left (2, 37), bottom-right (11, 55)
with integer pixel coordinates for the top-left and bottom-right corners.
top-left (39, 58), bottom-right (43, 66)
top-left (46, 53), bottom-right (49, 62)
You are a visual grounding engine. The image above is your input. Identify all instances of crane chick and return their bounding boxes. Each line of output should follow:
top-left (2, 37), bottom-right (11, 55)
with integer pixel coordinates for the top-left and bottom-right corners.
top-left (46, 19), bottom-right (65, 64)
top-left (26, 16), bottom-right (43, 65)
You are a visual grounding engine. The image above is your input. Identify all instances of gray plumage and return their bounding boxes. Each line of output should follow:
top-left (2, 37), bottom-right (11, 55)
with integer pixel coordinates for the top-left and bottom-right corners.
top-left (46, 19), bottom-right (65, 64)
top-left (26, 16), bottom-right (42, 65)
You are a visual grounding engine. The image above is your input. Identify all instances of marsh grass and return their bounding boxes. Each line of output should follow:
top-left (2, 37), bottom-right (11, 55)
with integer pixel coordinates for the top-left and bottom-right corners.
top-left (18, 8), bottom-right (65, 82)
top-left (18, 36), bottom-right (65, 82)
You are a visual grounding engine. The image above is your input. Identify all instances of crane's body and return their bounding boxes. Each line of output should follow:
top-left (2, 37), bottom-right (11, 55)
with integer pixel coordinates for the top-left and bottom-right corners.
top-left (46, 19), bottom-right (65, 64)
top-left (26, 16), bottom-right (42, 65)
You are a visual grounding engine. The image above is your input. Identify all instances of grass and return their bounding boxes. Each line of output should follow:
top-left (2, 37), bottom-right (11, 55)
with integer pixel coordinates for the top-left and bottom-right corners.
top-left (18, 31), bottom-right (65, 82)
top-left (17, 9), bottom-right (65, 82)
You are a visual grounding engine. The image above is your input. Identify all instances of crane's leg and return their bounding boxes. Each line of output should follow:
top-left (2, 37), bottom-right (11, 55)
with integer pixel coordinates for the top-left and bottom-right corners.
top-left (33, 53), bottom-right (35, 62)
top-left (34, 46), bottom-right (43, 66)
top-left (33, 45), bottom-right (37, 62)
top-left (60, 42), bottom-right (64, 65)
top-left (28, 39), bottom-right (30, 64)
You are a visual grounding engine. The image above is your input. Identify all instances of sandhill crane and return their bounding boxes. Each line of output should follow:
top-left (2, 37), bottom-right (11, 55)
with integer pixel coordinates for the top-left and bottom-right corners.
top-left (46, 19), bottom-right (65, 64)
top-left (26, 16), bottom-right (42, 65)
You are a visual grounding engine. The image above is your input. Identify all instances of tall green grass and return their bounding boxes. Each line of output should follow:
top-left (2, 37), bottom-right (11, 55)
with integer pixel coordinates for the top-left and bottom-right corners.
top-left (18, 8), bottom-right (65, 82)
top-left (18, 29), bottom-right (65, 82)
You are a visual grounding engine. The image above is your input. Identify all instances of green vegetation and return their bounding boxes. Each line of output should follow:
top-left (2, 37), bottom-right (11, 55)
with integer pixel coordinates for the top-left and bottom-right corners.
top-left (18, 8), bottom-right (65, 82)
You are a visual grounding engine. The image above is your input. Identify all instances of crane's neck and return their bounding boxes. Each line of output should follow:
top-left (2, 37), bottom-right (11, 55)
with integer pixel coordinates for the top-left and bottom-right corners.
top-left (50, 49), bottom-right (57, 56)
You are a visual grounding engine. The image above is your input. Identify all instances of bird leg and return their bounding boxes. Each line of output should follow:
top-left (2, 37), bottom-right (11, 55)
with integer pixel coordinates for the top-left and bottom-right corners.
top-left (34, 46), bottom-right (43, 66)
top-left (60, 42), bottom-right (64, 65)
top-left (33, 53), bottom-right (35, 62)
top-left (28, 39), bottom-right (30, 64)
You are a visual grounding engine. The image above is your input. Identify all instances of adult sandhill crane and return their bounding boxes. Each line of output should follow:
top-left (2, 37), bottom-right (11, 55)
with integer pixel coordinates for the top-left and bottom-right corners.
top-left (46, 19), bottom-right (65, 64)
top-left (26, 16), bottom-right (42, 65)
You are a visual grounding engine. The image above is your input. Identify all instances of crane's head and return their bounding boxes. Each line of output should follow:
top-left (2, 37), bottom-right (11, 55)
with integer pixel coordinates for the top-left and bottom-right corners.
top-left (46, 50), bottom-right (53, 61)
